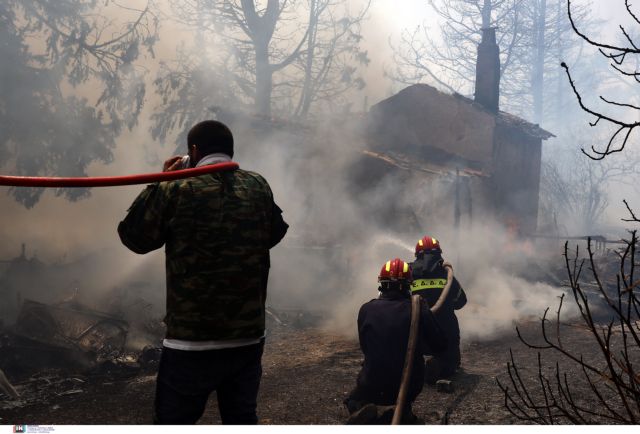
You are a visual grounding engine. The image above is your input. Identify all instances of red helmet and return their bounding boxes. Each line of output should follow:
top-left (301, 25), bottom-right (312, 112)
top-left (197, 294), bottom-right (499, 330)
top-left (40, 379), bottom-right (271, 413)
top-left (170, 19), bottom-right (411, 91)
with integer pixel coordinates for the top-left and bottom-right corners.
top-left (378, 258), bottom-right (413, 283)
top-left (415, 235), bottom-right (442, 256)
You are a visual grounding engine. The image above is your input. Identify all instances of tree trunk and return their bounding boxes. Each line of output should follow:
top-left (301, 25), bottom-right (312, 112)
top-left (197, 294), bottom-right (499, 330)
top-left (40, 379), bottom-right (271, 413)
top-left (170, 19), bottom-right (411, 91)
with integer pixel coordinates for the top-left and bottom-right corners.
top-left (295, 0), bottom-right (319, 118)
top-left (241, 0), bottom-right (280, 117)
top-left (482, 0), bottom-right (492, 29)
top-left (255, 43), bottom-right (273, 117)
top-left (532, 0), bottom-right (547, 124)
top-left (300, 14), bottom-right (318, 117)
top-left (555, 0), bottom-right (564, 127)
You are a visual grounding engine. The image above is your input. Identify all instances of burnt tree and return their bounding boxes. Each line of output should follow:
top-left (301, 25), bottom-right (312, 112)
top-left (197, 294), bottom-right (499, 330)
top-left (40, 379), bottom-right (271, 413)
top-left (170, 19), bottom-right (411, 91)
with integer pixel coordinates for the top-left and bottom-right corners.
top-left (390, 0), bottom-right (595, 126)
top-left (163, 0), bottom-right (370, 119)
top-left (498, 220), bottom-right (640, 423)
top-left (539, 137), bottom-right (640, 233)
top-left (564, 0), bottom-right (640, 159)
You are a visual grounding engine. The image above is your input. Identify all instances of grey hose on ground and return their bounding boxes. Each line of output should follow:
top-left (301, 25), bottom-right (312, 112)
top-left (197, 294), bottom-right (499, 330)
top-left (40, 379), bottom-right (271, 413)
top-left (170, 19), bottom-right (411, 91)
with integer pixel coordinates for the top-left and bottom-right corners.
top-left (0, 368), bottom-right (19, 400)
top-left (392, 294), bottom-right (422, 425)
top-left (392, 262), bottom-right (454, 425)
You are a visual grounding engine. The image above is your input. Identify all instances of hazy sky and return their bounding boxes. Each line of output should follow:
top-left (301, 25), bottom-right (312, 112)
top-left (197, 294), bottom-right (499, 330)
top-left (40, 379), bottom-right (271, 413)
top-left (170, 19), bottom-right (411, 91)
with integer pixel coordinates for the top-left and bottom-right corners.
top-left (374, 0), bottom-right (629, 39)
top-left (376, 0), bottom-right (429, 28)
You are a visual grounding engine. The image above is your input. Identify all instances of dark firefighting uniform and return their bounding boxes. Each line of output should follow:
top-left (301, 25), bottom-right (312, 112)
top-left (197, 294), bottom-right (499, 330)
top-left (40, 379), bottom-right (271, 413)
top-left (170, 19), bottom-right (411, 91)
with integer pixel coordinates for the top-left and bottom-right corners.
top-left (410, 252), bottom-right (467, 379)
top-left (345, 290), bottom-right (447, 417)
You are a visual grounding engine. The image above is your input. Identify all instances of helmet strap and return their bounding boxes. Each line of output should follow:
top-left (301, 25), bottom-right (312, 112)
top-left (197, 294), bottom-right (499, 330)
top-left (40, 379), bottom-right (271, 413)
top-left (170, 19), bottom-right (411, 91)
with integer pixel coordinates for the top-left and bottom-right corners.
top-left (380, 281), bottom-right (410, 293)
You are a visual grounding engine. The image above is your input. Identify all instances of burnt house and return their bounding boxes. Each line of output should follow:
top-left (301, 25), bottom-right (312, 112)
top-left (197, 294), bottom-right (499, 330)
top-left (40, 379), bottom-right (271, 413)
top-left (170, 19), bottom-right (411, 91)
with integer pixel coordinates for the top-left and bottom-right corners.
top-left (353, 28), bottom-right (553, 236)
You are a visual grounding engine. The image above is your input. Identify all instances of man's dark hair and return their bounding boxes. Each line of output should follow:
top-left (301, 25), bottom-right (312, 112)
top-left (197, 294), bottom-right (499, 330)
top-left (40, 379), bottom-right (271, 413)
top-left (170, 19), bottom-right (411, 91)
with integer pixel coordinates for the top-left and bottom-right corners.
top-left (187, 120), bottom-right (234, 158)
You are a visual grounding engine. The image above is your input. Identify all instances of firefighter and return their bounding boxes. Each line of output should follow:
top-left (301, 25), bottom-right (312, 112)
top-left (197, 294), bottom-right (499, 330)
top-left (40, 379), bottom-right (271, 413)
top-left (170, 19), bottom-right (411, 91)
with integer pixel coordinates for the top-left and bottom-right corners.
top-left (344, 258), bottom-right (447, 424)
top-left (410, 236), bottom-right (467, 383)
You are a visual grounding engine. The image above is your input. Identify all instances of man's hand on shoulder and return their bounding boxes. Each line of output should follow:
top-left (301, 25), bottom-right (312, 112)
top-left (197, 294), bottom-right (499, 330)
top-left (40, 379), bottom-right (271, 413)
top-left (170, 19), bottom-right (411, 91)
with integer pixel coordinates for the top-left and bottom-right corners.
top-left (164, 156), bottom-right (185, 172)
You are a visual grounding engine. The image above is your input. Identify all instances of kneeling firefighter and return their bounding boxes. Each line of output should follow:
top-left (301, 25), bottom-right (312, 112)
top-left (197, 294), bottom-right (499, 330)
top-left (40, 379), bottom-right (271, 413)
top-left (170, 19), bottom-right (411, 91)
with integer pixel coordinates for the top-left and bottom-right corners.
top-left (411, 236), bottom-right (467, 383)
top-left (344, 258), bottom-right (447, 424)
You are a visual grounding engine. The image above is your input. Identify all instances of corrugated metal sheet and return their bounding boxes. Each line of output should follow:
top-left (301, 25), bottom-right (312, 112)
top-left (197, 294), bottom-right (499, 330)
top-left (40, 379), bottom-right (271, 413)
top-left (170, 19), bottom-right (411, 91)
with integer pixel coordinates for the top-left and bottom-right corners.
top-left (14, 300), bottom-right (128, 362)
top-left (361, 150), bottom-right (488, 179)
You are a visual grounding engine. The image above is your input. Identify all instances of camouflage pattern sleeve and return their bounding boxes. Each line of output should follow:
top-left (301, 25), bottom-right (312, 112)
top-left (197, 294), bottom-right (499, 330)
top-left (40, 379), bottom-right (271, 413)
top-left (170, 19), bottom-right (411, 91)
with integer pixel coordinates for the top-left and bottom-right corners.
top-left (239, 171), bottom-right (288, 249)
top-left (117, 182), bottom-right (179, 254)
top-left (270, 202), bottom-right (289, 248)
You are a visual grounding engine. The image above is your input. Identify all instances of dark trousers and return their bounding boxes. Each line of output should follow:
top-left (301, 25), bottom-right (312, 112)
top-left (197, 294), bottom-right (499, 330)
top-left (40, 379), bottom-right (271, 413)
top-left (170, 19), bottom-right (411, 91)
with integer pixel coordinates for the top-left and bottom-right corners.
top-left (434, 336), bottom-right (461, 378)
top-left (425, 337), bottom-right (461, 383)
top-left (345, 384), bottom-right (397, 413)
top-left (154, 341), bottom-right (264, 425)
top-left (344, 371), bottom-right (420, 415)
top-left (344, 383), bottom-right (417, 425)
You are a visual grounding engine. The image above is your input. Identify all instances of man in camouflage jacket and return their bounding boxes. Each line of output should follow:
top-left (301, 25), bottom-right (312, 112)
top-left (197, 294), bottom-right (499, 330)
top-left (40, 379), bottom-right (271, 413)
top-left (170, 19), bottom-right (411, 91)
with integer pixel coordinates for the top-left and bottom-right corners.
top-left (118, 120), bottom-right (288, 425)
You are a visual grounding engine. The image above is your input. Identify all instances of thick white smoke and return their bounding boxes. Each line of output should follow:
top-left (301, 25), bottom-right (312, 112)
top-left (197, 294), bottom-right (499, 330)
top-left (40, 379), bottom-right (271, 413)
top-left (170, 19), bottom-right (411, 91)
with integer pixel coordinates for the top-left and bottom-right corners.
top-left (0, 0), bottom-right (608, 348)
top-left (0, 111), bottom-right (579, 346)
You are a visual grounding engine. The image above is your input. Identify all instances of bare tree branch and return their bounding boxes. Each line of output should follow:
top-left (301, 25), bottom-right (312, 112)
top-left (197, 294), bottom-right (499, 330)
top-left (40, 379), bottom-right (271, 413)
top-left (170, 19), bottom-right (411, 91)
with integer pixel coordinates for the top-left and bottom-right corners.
top-left (499, 232), bottom-right (640, 423)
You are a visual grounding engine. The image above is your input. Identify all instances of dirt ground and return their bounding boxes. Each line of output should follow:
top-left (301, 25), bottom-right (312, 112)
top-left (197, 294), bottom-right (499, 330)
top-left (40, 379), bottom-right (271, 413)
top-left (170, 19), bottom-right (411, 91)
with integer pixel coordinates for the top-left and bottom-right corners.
top-left (0, 317), bottom-right (611, 425)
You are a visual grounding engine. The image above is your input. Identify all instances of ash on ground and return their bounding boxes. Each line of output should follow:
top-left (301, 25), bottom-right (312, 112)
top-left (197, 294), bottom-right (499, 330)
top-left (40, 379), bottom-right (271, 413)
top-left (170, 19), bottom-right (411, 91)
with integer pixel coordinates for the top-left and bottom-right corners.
top-left (0, 302), bottom-right (615, 425)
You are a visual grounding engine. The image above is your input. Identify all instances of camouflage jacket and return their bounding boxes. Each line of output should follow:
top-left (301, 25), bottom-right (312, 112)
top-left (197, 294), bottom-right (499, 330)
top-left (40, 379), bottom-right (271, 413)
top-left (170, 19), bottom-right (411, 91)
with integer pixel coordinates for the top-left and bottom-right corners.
top-left (118, 168), bottom-right (288, 341)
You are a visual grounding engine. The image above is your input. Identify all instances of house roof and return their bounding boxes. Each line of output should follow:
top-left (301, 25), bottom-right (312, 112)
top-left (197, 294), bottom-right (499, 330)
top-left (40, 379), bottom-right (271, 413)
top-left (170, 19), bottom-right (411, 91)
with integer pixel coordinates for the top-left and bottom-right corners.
top-left (377, 84), bottom-right (554, 140)
top-left (367, 84), bottom-right (554, 170)
top-left (450, 91), bottom-right (555, 140)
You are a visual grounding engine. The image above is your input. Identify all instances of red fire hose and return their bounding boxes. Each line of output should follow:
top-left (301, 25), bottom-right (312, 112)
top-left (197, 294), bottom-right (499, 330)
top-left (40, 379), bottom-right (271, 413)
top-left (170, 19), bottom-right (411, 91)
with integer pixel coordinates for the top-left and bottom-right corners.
top-left (0, 162), bottom-right (239, 188)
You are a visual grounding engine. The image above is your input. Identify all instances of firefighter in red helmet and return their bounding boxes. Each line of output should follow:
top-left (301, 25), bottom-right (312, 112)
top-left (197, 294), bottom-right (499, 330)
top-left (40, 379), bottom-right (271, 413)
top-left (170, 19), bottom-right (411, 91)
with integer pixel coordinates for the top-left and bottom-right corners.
top-left (344, 258), bottom-right (447, 424)
top-left (410, 236), bottom-right (467, 383)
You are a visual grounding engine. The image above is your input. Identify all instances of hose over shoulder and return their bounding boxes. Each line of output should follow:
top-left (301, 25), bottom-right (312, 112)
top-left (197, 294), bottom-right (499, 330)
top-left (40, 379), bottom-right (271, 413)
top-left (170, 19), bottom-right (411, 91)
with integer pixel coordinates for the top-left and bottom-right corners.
top-left (0, 162), bottom-right (239, 188)
top-left (430, 262), bottom-right (454, 314)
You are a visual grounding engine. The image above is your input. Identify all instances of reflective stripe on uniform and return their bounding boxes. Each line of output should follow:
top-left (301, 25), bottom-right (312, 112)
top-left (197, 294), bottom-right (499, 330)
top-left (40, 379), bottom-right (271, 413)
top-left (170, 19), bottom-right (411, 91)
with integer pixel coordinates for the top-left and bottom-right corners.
top-left (411, 278), bottom-right (447, 292)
